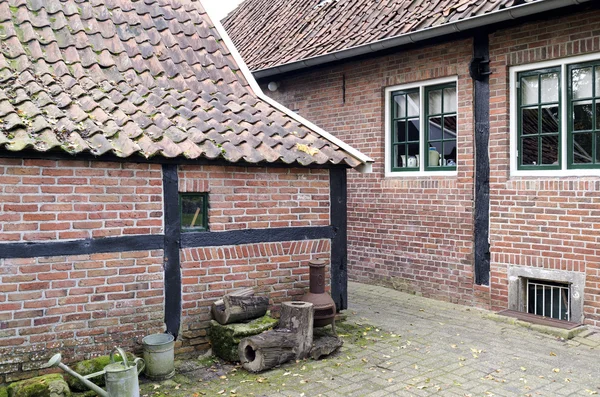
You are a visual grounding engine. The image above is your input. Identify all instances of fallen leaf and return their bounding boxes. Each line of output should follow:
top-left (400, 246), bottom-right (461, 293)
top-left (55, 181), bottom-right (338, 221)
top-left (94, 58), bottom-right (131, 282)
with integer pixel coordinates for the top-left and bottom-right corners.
top-left (520, 367), bottom-right (527, 371)
top-left (550, 352), bottom-right (557, 356)
top-left (553, 368), bottom-right (560, 373)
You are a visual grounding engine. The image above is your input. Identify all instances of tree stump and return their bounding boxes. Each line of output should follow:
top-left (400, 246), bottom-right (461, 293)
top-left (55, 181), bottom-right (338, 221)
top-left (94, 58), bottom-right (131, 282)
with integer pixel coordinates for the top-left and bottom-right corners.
top-left (212, 288), bottom-right (269, 325)
top-left (239, 301), bottom-right (314, 372)
top-left (279, 301), bottom-right (314, 359)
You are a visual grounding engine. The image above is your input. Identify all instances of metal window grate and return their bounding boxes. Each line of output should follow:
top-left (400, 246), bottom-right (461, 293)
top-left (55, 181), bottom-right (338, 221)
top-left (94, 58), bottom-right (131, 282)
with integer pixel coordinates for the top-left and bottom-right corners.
top-left (526, 279), bottom-right (570, 321)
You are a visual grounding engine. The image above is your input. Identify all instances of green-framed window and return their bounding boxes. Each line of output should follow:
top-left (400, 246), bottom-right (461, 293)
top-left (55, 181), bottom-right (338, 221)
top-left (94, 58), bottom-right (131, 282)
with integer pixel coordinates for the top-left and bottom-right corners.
top-left (425, 84), bottom-right (457, 171)
top-left (389, 81), bottom-right (457, 172)
top-left (180, 193), bottom-right (208, 232)
top-left (568, 62), bottom-right (600, 168)
top-left (517, 68), bottom-right (561, 170)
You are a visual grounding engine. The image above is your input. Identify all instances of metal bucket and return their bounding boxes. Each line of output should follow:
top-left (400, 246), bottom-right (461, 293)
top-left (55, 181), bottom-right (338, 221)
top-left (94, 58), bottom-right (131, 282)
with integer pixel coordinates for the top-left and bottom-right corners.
top-left (142, 333), bottom-right (175, 380)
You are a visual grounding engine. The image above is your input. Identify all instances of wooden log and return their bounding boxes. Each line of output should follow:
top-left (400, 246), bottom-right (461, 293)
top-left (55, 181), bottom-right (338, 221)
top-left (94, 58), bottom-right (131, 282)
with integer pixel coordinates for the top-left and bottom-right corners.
top-left (238, 329), bottom-right (297, 373)
top-left (278, 301), bottom-right (313, 359)
top-left (310, 335), bottom-right (343, 360)
top-left (211, 289), bottom-right (269, 325)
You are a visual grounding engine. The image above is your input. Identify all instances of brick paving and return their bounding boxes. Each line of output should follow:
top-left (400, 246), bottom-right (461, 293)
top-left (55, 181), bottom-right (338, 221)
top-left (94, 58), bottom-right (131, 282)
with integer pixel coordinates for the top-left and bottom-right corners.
top-left (144, 282), bottom-right (600, 396)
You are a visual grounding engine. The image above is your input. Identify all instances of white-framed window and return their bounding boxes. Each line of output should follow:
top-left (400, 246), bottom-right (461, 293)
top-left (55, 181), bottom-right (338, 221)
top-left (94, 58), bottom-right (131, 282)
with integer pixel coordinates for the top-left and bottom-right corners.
top-left (384, 76), bottom-right (458, 177)
top-left (510, 53), bottom-right (600, 176)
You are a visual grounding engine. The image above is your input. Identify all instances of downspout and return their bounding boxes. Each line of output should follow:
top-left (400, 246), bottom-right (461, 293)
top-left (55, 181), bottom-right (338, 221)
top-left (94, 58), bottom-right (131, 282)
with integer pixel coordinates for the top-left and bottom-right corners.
top-left (252, 0), bottom-right (590, 79)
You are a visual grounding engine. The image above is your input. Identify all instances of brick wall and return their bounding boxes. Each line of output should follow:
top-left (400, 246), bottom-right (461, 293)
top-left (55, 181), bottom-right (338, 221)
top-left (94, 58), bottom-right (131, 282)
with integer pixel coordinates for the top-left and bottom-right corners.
top-left (0, 250), bottom-right (164, 382)
top-left (265, 39), bottom-right (477, 305)
top-left (0, 159), bottom-right (164, 241)
top-left (488, 9), bottom-right (600, 325)
top-left (0, 159), bottom-right (334, 379)
top-left (178, 165), bottom-right (330, 231)
top-left (178, 239), bottom-right (331, 354)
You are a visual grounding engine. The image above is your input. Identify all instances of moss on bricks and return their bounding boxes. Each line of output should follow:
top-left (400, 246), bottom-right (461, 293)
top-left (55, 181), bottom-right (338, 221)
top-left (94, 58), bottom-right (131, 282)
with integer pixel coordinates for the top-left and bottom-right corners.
top-left (209, 314), bottom-right (278, 362)
top-left (7, 373), bottom-right (70, 397)
top-left (65, 353), bottom-right (135, 392)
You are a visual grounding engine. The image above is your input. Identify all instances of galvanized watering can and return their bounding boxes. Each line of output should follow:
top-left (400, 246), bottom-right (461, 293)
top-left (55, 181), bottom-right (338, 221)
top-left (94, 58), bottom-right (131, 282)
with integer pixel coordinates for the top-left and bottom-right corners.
top-left (47, 347), bottom-right (145, 397)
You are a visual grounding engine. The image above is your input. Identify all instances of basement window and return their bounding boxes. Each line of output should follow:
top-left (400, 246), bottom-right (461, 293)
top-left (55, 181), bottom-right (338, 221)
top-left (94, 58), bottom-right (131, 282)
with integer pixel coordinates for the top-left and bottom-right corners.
top-left (180, 193), bottom-right (208, 232)
top-left (527, 279), bottom-right (570, 321)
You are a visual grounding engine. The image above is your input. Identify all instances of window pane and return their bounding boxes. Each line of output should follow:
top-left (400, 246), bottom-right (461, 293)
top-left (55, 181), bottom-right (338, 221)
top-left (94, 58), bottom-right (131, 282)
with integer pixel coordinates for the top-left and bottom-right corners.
top-left (444, 115), bottom-right (457, 139)
top-left (394, 94), bottom-right (406, 118)
top-left (181, 194), bottom-right (206, 230)
top-left (522, 108), bottom-right (539, 135)
top-left (596, 68), bottom-right (600, 96)
top-left (521, 137), bottom-right (538, 165)
top-left (428, 117), bottom-right (442, 140)
top-left (572, 67), bottom-right (593, 100)
top-left (574, 101), bottom-right (593, 131)
top-left (541, 105), bottom-right (559, 134)
top-left (573, 132), bottom-right (593, 163)
top-left (407, 142), bottom-right (419, 157)
top-left (428, 144), bottom-right (441, 166)
top-left (407, 91), bottom-right (420, 117)
top-left (541, 73), bottom-right (559, 103)
top-left (396, 120), bottom-right (407, 143)
top-left (407, 118), bottom-right (420, 141)
top-left (443, 141), bottom-right (457, 166)
top-left (429, 89), bottom-right (442, 114)
top-left (443, 87), bottom-right (457, 113)
top-left (597, 133), bottom-right (600, 163)
top-left (541, 135), bottom-right (559, 165)
top-left (394, 145), bottom-right (406, 168)
top-left (521, 75), bottom-right (539, 105)
top-left (597, 101), bottom-right (600, 130)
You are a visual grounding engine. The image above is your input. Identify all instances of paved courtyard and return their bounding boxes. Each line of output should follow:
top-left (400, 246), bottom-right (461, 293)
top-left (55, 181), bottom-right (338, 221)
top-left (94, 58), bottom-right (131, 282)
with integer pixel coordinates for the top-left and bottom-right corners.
top-left (143, 282), bottom-right (600, 396)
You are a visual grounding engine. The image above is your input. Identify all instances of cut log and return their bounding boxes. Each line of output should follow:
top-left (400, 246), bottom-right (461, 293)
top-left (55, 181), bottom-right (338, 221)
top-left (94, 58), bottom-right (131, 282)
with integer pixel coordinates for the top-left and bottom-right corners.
top-left (278, 301), bottom-right (314, 359)
top-left (310, 335), bottom-right (343, 360)
top-left (238, 329), bottom-right (297, 373)
top-left (212, 289), bottom-right (269, 325)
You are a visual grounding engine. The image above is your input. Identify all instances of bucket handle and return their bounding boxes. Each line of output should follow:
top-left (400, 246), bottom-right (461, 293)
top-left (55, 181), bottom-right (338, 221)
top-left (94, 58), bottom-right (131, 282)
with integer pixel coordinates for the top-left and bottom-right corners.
top-left (110, 347), bottom-right (129, 368)
top-left (133, 357), bottom-right (145, 375)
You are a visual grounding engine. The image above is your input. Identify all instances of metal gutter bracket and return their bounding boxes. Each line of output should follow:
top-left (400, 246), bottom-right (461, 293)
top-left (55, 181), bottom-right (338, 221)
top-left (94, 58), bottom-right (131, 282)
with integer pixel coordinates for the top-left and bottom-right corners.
top-left (469, 56), bottom-right (491, 81)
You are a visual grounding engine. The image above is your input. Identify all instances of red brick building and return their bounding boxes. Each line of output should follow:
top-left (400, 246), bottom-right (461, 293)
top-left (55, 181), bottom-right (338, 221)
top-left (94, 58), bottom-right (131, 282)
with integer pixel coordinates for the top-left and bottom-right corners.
top-left (0, 0), bottom-right (372, 382)
top-left (224, 0), bottom-right (600, 327)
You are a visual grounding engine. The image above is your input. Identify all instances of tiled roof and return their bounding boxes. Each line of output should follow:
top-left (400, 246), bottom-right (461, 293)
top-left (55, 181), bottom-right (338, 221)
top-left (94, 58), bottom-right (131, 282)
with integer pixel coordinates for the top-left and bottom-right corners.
top-left (0, 0), bottom-right (364, 168)
top-left (223, 0), bottom-right (543, 72)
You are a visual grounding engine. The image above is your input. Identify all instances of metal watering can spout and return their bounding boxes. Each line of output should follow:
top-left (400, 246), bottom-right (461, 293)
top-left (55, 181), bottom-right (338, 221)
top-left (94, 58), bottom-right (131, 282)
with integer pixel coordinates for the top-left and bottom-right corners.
top-left (47, 353), bottom-right (109, 397)
top-left (46, 347), bottom-right (145, 397)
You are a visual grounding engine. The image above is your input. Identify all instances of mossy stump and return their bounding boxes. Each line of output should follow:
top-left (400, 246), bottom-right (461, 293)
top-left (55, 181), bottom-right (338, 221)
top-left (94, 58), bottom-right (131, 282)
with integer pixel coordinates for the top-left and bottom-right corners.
top-left (65, 353), bottom-right (135, 392)
top-left (210, 314), bottom-right (278, 362)
top-left (7, 374), bottom-right (70, 397)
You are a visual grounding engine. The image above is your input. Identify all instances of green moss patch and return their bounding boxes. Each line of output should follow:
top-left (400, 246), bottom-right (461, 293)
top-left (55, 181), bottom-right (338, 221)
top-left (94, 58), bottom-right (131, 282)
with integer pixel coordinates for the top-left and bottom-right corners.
top-left (209, 314), bottom-right (278, 362)
top-left (7, 373), bottom-right (70, 397)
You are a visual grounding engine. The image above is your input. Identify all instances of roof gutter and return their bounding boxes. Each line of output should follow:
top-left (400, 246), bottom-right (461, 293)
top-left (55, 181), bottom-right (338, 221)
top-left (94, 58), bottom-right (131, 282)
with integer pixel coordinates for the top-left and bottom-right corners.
top-left (252, 0), bottom-right (590, 79)
top-left (206, 1), bottom-right (374, 173)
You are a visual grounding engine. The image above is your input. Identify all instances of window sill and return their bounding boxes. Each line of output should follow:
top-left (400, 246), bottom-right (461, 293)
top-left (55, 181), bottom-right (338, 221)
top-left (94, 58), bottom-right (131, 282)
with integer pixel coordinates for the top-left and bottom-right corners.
top-left (511, 169), bottom-right (600, 177)
top-left (385, 170), bottom-right (458, 178)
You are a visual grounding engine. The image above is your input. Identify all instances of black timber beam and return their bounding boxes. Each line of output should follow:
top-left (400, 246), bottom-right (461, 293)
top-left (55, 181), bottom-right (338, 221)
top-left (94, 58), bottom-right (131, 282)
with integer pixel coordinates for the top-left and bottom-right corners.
top-left (0, 235), bottom-right (164, 259)
top-left (181, 226), bottom-right (334, 248)
top-left (472, 32), bottom-right (491, 286)
top-left (329, 168), bottom-right (348, 310)
top-left (162, 164), bottom-right (182, 338)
